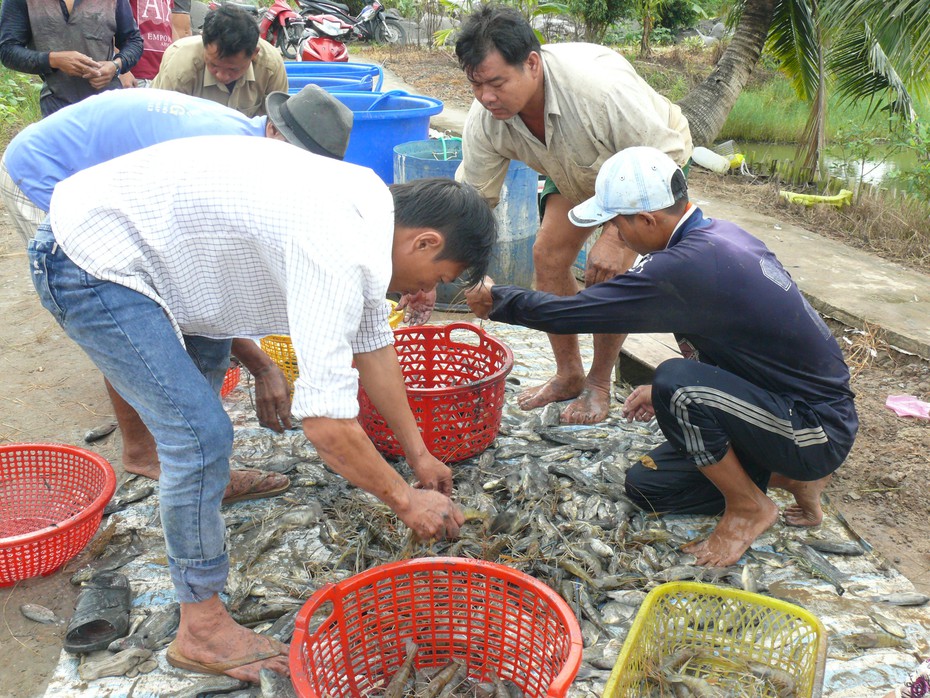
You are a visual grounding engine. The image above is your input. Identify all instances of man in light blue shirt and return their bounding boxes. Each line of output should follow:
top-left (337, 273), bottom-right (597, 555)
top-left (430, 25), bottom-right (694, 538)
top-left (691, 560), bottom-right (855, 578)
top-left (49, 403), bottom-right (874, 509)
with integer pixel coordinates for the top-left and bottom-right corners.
top-left (3, 85), bottom-right (354, 506)
top-left (2, 86), bottom-right (350, 240)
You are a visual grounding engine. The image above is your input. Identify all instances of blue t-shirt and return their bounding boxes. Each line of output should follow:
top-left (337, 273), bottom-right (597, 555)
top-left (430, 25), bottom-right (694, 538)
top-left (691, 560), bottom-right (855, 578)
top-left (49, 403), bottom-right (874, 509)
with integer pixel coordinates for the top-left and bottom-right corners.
top-left (5, 89), bottom-right (266, 210)
top-left (489, 207), bottom-right (857, 449)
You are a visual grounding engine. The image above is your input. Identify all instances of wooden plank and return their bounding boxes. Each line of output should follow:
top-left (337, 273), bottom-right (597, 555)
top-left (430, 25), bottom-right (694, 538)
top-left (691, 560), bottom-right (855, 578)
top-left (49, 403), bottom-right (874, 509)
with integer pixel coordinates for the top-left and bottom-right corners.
top-left (616, 333), bottom-right (680, 385)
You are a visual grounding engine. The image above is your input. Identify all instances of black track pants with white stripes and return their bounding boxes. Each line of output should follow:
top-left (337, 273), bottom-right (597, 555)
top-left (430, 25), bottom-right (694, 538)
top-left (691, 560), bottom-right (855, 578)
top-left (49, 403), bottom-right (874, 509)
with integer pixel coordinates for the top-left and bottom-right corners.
top-left (624, 358), bottom-right (846, 516)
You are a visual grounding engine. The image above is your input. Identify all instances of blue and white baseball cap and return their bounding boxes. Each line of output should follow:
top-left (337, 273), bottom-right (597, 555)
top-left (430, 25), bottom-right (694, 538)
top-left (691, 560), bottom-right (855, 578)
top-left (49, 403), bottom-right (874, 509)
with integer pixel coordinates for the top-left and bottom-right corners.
top-left (568, 146), bottom-right (684, 227)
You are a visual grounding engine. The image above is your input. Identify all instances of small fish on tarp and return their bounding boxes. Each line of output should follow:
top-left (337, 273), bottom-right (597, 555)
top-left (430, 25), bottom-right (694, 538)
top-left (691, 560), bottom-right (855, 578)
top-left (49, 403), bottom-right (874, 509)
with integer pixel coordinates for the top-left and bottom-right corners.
top-left (84, 420), bottom-right (119, 443)
top-left (869, 610), bottom-right (908, 638)
top-left (108, 602), bottom-right (180, 651)
top-left (800, 536), bottom-right (865, 556)
top-left (841, 631), bottom-right (909, 650)
top-left (70, 530), bottom-right (145, 584)
top-left (20, 603), bottom-right (62, 625)
top-left (871, 592), bottom-right (930, 607)
top-left (104, 476), bottom-right (156, 515)
top-left (78, 647), bottom-right (156, 681)
top-left (260, 667), bottom-right (298, 698)
top-left (785, 542), bottom-right (847, 595)
top-left (163, 676), bottom-right (248, 698)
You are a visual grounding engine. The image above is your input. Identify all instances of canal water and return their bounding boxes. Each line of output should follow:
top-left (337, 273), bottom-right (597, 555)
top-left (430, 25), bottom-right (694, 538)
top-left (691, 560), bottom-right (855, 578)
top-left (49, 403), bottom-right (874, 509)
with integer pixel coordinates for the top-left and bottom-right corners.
top-left (738, 142), bottom-right (919, 190)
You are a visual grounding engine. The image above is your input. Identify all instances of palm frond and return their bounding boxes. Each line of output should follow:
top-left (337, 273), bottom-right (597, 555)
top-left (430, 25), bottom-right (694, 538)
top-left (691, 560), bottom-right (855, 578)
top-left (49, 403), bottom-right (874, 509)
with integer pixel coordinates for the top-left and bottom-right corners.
top-left (764, 0), bottom-right (820, 101)
top-left (821, 0), bottom-right (930, 77)
top-left (827, 24), bottom-right (915, 121)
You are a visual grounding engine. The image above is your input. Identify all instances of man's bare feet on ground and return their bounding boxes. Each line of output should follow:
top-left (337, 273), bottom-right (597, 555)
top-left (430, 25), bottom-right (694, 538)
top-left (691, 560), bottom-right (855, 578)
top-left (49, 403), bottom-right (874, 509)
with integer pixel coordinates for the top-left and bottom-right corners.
top-left (682, 495), bottom-right (780, 567)
top-left (769, 472), bottom-right (832, 526)
top-left (123, 462), bottom-right (288, 504)
top-left (174, 595), bottom-right (288, 683)
top-left (560, 386), bottom-right (611, 424)
top-left (516, 375), bottom-right (585, 411)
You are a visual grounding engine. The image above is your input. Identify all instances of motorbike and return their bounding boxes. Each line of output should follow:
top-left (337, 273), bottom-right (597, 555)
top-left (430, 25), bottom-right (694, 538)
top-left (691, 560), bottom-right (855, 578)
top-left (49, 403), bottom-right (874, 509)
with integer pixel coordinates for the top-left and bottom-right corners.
top-left (298, 13), bottom-right (352, 61)
top-left (205, 0), bottom-right (306, 59)
top-left (296, 0), bottom-right (406, 45)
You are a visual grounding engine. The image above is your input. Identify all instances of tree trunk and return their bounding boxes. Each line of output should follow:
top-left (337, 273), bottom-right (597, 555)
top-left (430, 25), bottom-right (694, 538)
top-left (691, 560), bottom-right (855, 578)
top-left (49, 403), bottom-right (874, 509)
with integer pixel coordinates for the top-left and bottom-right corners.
top-left (641, 13), bottom-right (653, 57)
top-left (677, 0), bottom-right (779, 147)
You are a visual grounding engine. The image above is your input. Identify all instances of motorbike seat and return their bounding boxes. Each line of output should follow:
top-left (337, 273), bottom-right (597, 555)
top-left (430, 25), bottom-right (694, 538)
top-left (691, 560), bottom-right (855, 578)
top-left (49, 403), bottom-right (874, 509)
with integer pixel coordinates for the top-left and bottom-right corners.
top-left (220, 1), bottom-right (262, 14)
top-left (310, 0), bottom-right (352, 15)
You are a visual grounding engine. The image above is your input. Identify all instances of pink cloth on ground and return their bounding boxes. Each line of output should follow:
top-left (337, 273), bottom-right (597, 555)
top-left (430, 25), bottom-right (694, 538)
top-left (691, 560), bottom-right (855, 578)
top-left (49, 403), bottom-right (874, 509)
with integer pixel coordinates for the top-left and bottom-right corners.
top-left (885, 395), bottom-right (930, 419)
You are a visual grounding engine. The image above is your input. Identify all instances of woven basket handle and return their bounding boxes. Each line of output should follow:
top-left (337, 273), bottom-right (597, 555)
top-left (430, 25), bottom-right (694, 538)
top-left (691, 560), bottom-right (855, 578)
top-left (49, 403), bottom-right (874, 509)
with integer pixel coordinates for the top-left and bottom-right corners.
top-left (301, 582), bottom-right (340, 617)
top-left (443, 321), bottom-right (487, 347)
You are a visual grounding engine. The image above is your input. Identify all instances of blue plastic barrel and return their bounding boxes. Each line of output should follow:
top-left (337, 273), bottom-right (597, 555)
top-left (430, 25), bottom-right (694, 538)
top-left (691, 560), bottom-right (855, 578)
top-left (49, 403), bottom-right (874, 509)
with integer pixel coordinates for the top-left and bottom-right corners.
top-left (393, 139), bottom-right (539, 310)
top-left (283, 61), bottom-right (384, 91)
top-left (332, 91), bottom-right (444, 184)
top-left (287, 74), bottom-right (375, 93)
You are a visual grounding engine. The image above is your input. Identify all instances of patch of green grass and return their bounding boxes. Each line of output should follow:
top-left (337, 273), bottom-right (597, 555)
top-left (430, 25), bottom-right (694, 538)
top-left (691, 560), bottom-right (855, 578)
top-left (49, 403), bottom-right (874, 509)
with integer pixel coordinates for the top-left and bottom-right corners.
top-left (720, 69), bottom-right (930, 144)
top-left (0, 65), bottom-right (41, 147)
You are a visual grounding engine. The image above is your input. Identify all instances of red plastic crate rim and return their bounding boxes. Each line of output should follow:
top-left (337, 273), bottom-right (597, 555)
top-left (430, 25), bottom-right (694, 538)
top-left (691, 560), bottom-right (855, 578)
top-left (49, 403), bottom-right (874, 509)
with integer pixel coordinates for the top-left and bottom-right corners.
top-left (290, 557), bottom-right (583, 698)
top-left (357, 323), bottom-right (514, 463)
top-left (0, 444), bottom-right (116, 586)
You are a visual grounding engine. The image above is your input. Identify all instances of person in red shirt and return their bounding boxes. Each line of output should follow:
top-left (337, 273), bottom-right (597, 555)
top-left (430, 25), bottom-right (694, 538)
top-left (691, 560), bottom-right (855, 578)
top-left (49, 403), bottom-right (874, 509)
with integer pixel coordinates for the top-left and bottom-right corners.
top-left (121, 0), bottom-right (192, 87)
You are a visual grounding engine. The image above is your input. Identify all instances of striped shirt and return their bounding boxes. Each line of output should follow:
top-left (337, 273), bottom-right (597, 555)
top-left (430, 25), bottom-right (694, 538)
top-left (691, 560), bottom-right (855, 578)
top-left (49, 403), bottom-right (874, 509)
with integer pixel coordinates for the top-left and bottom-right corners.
top-left (49, 135), bottom-right (396, 420)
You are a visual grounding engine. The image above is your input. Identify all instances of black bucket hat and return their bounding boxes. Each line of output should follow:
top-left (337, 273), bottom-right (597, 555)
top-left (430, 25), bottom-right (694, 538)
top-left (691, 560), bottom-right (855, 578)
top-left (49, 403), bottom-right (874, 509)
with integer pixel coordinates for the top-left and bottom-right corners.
top-left (266, 84), bottom-right (353, 160)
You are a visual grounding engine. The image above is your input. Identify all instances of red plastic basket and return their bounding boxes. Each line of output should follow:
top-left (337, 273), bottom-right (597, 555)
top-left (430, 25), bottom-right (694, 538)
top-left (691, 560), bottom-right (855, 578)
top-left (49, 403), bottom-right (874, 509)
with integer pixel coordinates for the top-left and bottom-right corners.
top-left (290, 557), bottom-right (583, 698)
top-left (0, 444), bottom-right (116, 586)
top-left (221, 362), bottom-right (241, 398)
top-left (357, 323), bottom-right (514, 463)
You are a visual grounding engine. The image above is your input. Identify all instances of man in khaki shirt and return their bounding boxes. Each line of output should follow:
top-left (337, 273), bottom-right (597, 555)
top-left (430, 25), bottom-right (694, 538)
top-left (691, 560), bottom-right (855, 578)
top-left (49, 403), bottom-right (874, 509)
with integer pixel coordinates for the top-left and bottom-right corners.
top-left (153, 4), bottom-right (287, 117)
top-left (455, 5), bottom-right (692, 425)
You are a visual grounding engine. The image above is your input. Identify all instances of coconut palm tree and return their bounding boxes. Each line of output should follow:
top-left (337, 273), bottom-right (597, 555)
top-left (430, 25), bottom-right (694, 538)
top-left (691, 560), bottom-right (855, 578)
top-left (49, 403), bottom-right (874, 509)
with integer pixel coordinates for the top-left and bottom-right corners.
top-left (678, 0), bottom-right (930, 174)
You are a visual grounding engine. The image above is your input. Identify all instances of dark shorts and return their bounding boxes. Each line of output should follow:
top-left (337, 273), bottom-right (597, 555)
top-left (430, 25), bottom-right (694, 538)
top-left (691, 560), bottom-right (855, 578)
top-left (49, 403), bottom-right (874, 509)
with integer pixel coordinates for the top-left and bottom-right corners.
top-left (624, 358), bottom-right (855, 516)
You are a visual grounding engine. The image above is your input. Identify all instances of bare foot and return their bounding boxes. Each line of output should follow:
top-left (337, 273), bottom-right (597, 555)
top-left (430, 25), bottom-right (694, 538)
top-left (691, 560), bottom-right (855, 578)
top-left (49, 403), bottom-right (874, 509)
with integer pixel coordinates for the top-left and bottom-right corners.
top-left (692, 496), bottom-right (780, 567)
top-left (770, 472), bottom-right (831, 526)
top-left (516, 374), bottom-right (584, 411)
top-left (174, 595), bottom-right (288, 683)
top-left (560, 386), bottom-right (611, 424)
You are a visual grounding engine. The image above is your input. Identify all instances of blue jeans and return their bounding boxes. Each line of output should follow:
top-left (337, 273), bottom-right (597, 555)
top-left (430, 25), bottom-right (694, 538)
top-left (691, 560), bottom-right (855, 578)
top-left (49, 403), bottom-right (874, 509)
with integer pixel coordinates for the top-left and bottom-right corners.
top-left (29, 223), bottom-right (233, 603)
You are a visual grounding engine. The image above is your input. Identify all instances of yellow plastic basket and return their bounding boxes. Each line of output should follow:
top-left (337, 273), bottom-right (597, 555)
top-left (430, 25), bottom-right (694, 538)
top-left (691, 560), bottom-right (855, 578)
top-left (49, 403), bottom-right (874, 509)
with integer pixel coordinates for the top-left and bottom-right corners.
top-left (604, 582), bottom-right (827, 698)
top-left (260, 302), bottom-right (404, 389)
top-left (260, 334), bottom-right (300, 388)
top-left (387, 299), bottom-right (404, 328)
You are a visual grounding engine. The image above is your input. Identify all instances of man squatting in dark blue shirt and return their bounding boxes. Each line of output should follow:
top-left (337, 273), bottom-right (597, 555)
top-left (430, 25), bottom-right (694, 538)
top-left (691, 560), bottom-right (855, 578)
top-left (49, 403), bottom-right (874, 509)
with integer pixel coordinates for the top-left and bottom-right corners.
top-left (465, 146), bottom-right (858, 568)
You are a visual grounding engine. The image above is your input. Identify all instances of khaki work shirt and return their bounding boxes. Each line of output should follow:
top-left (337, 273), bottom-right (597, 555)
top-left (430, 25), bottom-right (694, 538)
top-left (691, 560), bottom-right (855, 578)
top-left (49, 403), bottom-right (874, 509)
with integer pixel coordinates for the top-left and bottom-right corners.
top-left (459, 43), bottom-right (693, 208)
top-left (152, 35), bottom-right (287, 117)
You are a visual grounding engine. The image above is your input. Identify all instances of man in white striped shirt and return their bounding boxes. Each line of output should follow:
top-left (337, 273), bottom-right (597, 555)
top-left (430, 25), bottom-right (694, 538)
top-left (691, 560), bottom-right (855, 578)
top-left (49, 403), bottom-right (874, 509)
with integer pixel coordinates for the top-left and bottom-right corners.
top-left (29, 135), bottom-right (497, 682)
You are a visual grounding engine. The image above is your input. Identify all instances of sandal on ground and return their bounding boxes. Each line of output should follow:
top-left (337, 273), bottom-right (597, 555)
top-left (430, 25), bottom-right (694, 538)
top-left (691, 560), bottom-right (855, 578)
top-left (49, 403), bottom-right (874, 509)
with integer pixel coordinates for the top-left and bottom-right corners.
top-left (64, 571), bottom-right (132, 654)
top-left (222, 469), bottom-right (290, 506)
top-left (165, 639), bottom-right (284, 677)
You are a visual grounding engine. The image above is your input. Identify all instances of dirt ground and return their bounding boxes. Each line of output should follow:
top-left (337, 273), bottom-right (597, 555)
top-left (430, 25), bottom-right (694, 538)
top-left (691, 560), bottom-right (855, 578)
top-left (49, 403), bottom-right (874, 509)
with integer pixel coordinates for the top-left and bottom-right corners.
top-left (1, 49), bottom-right (929, 698)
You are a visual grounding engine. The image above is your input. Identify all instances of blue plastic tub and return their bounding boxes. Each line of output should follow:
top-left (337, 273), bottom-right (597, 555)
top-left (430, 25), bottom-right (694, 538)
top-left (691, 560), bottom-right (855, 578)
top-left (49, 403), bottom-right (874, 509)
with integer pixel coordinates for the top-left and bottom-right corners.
top-left (332, 91), bottom-right (444, 183)
top-left (283, 61), bottom-right (383, 91)
top-left (393, 139), bottom-right (539, 310)
top-left (287, 74), bottom-right (375, 93)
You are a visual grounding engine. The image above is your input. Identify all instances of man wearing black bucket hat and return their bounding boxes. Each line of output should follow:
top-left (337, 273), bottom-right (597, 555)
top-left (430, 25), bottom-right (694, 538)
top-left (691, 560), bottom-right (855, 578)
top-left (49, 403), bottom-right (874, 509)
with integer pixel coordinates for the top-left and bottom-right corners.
top-left (265, 85), bottom-right (352, 160)
top-left (2, 85), bottom-right (352, 505)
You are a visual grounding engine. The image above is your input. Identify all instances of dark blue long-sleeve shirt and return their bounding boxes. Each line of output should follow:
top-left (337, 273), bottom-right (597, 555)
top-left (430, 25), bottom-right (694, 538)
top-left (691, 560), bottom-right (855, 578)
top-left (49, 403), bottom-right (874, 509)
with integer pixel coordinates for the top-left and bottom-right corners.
top-left (490, 207), bottom-right (857, 445)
